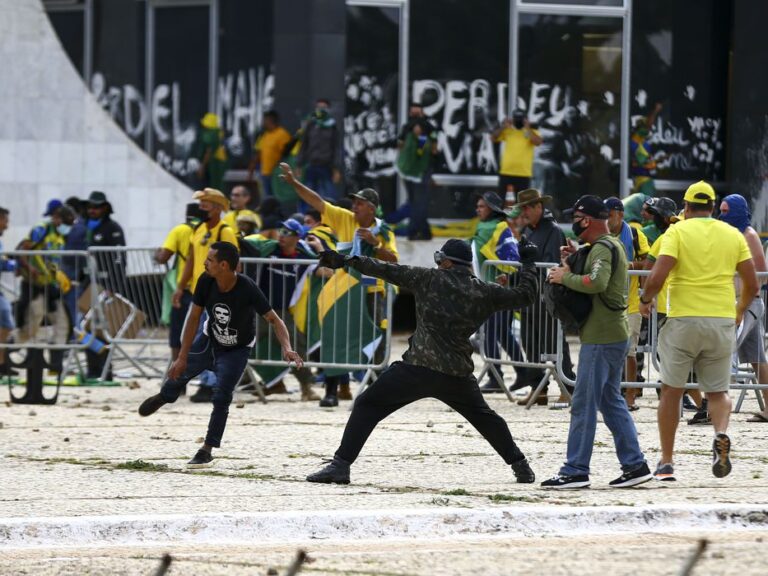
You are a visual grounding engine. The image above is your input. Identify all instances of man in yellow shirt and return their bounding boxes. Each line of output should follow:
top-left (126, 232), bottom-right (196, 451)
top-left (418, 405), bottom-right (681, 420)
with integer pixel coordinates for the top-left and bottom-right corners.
top-left (155, 203), bottom-right (201, 363)
top-left (223, 186), bottom-right (261, 231)
top-left (248, 111), bottom-right (292, 197)
top-left (173, 188), bottom-right (240, 402)
top-left (640, 181), bottom-right (758, 481)
top-left (491, 109), bottom-right (542, 200)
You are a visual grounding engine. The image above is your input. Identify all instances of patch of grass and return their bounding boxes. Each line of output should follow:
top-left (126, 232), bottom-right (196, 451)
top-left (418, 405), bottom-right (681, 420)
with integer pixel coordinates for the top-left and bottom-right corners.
top-left (114, 459), bottom-right (170, 472)
top-left (442, 488), bottom-right (471, 496)
top-left (488, 493), bottom-right (539, 503)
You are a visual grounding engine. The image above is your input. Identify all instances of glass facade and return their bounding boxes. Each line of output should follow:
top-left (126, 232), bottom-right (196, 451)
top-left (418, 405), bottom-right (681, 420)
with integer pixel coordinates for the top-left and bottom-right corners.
top-left (44, 0), bottom-right (737, 219)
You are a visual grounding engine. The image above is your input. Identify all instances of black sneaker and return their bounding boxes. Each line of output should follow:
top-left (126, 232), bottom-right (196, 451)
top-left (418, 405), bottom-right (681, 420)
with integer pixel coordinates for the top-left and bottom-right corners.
top-left (712, 433), bottom-right (732, 478)
top-left (609, 463), bottom-right (653, 488)
top-left (510, 458), bottom-right (535, 484)
top-left (306, 457), bottom-right (350, 484)
top-left (187, 449), bottom-right (214, 469)
top-left (319, 395), bottom-right (339, 407)
top-left (687, 409), bottom-right (711, 426)
top-left (189, 386), bottom-right (214, 403)
top-left (479, 379), bottom-right (504, 394)
top-left (138, 394), bottom-right (167, 417)
top-left (682, 394), bottom-right (699, 412)
top-left (540, 474), bottom-right (590, 489)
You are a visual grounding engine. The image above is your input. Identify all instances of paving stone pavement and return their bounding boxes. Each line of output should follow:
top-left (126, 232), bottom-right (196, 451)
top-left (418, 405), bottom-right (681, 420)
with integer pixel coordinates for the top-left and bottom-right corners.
top-left (2, 335), bottom-right (768, 573)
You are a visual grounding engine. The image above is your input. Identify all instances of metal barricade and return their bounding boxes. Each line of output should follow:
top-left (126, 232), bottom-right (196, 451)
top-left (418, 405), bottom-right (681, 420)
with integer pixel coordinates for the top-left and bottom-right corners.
top-left (477, 260), bottom-right (572, 407)
top-left (87, 246), bottom-right (170, 380)
top-left (0, 249), bottom-right (99, 403)
top-left (240, 257), bottom-right (394, 393)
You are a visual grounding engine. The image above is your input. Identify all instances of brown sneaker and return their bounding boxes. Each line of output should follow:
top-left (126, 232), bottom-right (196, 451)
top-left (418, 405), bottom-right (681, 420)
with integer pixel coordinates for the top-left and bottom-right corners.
top-left (300, 382), bottom-right (320, 401)
top-left (265, 380), bottom-right (288, 395)
top-left (338, 382), bottom-right (353, 401)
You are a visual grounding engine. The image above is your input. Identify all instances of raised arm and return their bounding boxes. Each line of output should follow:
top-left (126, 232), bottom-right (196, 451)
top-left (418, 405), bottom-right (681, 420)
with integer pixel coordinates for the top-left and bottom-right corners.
top-left (318, 251), bottom-right (427, 292)
top-left (278, 162), bottom-right (326, 213)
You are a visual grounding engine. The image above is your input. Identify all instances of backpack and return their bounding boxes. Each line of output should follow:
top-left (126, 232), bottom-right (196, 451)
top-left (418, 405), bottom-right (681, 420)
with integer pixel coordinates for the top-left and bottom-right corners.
top-left (543, 239), bottom-right (626, 334)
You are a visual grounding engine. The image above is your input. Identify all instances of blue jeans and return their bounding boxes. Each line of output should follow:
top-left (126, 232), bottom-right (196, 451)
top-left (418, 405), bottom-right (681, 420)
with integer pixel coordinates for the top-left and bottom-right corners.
top-left (560, 340), bottom-right (646, 476)
top-left (160, 332), bottom-right (251, 448)
top-left (196, 312), bottom-right (217, 387)
top-left (304, 164), bottom-right (337, 201)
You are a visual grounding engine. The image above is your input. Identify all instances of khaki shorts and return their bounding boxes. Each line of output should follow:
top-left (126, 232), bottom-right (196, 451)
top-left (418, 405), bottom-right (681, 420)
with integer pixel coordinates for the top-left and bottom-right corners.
top-left (658, 317), bottom-right (735, 393)
top-left (627, 313), bottom-right (643, 356)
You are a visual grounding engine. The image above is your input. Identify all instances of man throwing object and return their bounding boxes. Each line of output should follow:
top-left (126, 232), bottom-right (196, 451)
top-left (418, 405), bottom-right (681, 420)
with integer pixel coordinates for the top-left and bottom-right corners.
top-left (306, 238), bottom-right (540, 485)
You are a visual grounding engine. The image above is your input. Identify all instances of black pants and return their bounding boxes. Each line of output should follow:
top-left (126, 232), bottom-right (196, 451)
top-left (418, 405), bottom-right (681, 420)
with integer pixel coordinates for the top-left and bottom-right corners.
top-left (498, 175), bottom-right (531, 198)
top-left (335, 362), bottom-right (526, 465)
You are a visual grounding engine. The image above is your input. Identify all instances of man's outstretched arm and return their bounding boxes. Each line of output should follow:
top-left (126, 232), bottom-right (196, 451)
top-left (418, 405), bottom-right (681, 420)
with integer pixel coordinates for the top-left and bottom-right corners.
top-left (319, 251), bottom-right (427, 292)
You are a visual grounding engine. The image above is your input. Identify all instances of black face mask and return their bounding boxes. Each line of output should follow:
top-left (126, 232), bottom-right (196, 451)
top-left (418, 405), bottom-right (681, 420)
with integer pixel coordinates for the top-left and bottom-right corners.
top-left (653, 214), bottom-right (667, 231)
top-left (198, 209), bottom-right (212, 222)
top-left (513, 118), bottom-right (524, 129)
top-left (571, 219), bottom-right (587, 238)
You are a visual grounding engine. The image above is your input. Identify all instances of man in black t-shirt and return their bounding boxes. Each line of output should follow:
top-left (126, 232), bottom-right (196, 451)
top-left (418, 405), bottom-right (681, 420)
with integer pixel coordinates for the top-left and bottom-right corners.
top-left (138, 242), bottom-right (303, 467)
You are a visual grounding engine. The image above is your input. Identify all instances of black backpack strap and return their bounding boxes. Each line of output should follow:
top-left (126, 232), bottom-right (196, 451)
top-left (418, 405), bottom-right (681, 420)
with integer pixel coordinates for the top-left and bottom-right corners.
top-left (630, 227), bottom-right (640, 260)
top-left (594, 239), bottom-right (627, 311)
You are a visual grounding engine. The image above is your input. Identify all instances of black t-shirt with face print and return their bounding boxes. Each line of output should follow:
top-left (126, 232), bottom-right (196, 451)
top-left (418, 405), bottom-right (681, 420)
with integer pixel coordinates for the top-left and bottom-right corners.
top-left (193, 273), bottom-right (272, 350)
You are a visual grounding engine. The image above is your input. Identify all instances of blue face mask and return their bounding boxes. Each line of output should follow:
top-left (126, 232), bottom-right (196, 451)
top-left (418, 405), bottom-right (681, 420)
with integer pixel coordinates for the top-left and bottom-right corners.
top-left (719, 194), bottom-right (751, 232)
top-left (57, 223), bottom-right (72, 236)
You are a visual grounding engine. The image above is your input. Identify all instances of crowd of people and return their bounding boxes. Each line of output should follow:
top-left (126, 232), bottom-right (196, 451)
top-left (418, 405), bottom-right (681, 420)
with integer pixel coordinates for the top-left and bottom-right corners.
top-left (1, 102), bottom-right (766, 485)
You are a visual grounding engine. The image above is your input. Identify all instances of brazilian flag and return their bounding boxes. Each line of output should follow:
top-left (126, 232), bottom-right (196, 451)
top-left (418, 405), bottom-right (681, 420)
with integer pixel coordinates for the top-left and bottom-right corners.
top-left (317, 267), bottom-right (382, 377)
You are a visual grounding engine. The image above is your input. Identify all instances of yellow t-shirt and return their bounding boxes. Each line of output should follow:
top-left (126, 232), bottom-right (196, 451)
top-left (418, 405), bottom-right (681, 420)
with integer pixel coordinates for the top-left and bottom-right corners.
top-left (161, 223), bottom-right (195, 287)
top-left (189, 220), bottom-right (240, 293)
top-left (255, 127), bottom-right (292, 176)
top-left (658, 218), bottom-right (751, 319)
top-left (496, 127), bottom-right (540, 177)
top-left (321, 202), bottom-right (399, 293)
top-left (223, 209), bottom-right (262, 231)
top-left (627, 225), bottom-right (650, 315)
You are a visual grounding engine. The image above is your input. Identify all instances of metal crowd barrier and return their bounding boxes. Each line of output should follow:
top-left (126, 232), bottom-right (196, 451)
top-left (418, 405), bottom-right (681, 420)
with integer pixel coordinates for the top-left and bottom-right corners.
top-left (0, 249), bottom-right (100, 402)
top-left (480, 261), bottom-right (768, 413)
top-left (477, 260), bottom-right (571, 407)
top-left (240, 257), bottom-right (394, 394)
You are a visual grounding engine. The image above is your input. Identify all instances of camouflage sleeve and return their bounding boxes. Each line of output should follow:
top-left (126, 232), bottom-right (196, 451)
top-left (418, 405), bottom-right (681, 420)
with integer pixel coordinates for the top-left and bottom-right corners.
top-left (348, 256), bottom-right (430, 292)
top-left (488, 265), bottom-right (539, 311)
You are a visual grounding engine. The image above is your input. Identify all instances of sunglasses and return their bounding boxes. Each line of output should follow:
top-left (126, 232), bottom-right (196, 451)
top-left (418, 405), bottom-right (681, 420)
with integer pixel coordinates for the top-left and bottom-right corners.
top-left (279, 228), bottom-right (298, 237)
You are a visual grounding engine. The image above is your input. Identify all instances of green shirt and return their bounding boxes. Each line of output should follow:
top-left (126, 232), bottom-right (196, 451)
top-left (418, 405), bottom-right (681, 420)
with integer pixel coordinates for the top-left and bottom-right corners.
top-left (562, 234), bottom-right (629, 344)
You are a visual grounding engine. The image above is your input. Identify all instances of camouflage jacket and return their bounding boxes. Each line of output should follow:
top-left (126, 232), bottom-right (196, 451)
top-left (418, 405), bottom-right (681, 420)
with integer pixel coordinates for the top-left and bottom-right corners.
top-left (349, 257), bottom-right (538, 378)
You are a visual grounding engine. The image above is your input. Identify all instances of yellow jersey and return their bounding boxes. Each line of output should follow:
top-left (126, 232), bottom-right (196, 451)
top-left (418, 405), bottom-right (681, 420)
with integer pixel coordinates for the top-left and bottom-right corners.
top-left (495, 127), bottom-right (540, 177)
top-left (189, 220), bottom-right (239, 293)
top-left (161, 222), bottom-right (195, 287)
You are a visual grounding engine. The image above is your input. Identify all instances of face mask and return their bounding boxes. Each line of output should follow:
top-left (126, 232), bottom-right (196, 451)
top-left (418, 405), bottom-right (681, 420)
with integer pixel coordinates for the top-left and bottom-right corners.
top-left (571, 219), bottom-right (587, 238)
top-left (57, 223), bottom-right (72, 236)
top-left (198, 209), bottom-right (211, 222)
top-left (653, 214), bottom-right (667, 231)
top-left (637, 128), bottom-right (649, 138)
top-left (315, 108), bottom-right (328, 118)
top-left (513, 118), bottom-right (524, 129)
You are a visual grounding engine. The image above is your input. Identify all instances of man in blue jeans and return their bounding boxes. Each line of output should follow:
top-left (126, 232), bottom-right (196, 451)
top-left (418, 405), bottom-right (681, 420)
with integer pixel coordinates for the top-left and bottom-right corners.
top-left (544, 196), bottom-right (651, 489)
top-left (138, 242), bottom-right (303, 467)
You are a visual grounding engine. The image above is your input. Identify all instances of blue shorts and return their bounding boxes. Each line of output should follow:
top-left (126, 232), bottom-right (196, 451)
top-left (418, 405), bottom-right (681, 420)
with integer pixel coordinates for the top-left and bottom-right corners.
top-left (0, 293), bottom-right (14, 330)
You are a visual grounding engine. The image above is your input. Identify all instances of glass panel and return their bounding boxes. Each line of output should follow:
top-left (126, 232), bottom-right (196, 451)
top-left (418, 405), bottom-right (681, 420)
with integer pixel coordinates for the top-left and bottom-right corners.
top-left (520, 0), bottom-right (624, 6)
top-left (152, 4), bottom-right (210, 184)
top-left (90, 0), bottom-right (146, 147)
top-left (518, 14), bottom-right (623, 212)
top-left (47, 11), bottom-right (85, 76)
top-left (217, 0), bottom-right (274, 170)
top-left (344, 5), bottom-right (400, 215)
top-left (409, 0), bottom-right (510, 218)
top-left (630, 0), bottom-right (729, 189)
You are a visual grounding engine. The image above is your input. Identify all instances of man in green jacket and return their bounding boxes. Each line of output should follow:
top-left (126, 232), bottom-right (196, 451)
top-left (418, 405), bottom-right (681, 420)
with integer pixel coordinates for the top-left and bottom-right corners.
top-left (543, 195), bottom-right (651, 490)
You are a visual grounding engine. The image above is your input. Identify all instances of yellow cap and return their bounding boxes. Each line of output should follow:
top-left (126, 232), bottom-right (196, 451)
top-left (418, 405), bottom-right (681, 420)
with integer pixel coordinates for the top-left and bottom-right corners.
top-left (193, 187), bottom-right (229, 210)
top-left (683, 180), bottom-right (716, 204)
top-left (201, 113), bottom-right (220, 130)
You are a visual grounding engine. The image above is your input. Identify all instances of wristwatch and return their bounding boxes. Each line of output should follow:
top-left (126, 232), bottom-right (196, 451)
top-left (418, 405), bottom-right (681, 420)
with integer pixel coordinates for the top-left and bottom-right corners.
top-left (640, 294), bottom-right (652, 305)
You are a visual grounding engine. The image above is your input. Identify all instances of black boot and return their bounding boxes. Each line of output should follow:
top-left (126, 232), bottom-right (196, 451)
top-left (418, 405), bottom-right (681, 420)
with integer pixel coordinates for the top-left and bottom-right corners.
top-left (319, 381), bottom-right (339, 407)
top-left (511, 457), bottom-right (535, 483)
top-left (306, 456), bottom-right (351, 484)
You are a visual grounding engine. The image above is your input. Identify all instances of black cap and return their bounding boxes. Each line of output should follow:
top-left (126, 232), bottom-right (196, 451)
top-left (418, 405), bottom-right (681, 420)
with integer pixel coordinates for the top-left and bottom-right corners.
top-left (349, 188), bottom-right (380, 208)
top-left (603, 197), bottom-right (624, 212)
top-left (261, 214), bottom-right (282, 231)
top-left (645, 197), bottom-right (678, 219)
top-left (571, 195), bottom-right (609, 219)
top-left (440, 239), bottom-right (473, 266)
